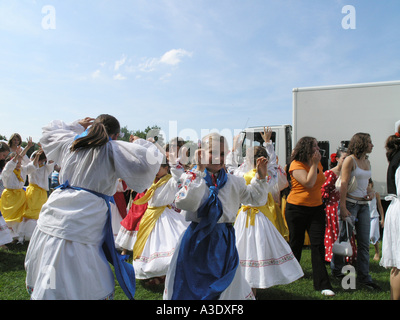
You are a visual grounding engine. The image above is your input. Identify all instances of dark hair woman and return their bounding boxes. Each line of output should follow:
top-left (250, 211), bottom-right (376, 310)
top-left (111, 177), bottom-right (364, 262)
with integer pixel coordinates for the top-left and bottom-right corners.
top-left (331, 132), bottom-right (380, 291)
top-left (285, 136), bottom-right (334, 296)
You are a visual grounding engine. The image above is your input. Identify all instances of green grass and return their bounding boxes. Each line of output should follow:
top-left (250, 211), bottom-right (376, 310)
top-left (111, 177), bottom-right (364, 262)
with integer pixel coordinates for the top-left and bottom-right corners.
top-left (0, 242), bottom-right (391, 300)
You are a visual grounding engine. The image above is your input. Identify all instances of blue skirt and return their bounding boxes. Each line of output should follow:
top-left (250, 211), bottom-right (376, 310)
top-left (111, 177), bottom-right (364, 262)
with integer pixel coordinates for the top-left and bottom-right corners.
top-left (171, 222), bottom-right (239, 300)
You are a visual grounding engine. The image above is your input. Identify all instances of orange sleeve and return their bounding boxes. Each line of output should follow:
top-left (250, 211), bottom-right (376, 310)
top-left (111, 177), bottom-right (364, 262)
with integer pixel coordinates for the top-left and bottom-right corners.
top-left (287, 160), bottom-right (324, 207)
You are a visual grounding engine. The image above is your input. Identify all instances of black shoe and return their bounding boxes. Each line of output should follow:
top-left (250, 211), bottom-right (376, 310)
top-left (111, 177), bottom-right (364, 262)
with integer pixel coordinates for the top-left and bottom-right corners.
top-left (361, 281), bottom-right (381, 291)
top-left (332, 273), bottom-right (345, 281)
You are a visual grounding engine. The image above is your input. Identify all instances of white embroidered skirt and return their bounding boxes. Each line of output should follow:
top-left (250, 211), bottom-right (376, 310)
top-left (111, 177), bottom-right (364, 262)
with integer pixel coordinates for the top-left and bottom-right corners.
top-left (133, 207), bottom-right (189, 279)
top-left (234, 208), bottom-right (304, 288)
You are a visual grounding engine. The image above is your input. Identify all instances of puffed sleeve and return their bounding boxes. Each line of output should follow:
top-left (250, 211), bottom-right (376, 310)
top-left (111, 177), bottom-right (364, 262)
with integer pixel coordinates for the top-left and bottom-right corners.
top-left (169, 159), bottom-right (187, 185)
top-left (24, 162), bottom-right (38, 175)
top-left (2, 160), bottom-right (16, 182)
top-left (174, 170), bottom-right (208, 212)
top-left (238, 174), bottom-right (271, 207)
top-left (111, 139), bottom-right (163, 193)
top-left (40, 120), bottom-right (85, 164)
top-left (150, 175), bottom-right (182, 207)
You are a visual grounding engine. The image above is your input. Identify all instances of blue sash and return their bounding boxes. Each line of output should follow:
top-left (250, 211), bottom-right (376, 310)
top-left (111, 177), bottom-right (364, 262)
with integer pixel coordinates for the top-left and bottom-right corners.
top-left (171, 169), bottom-right (239, 300)
top-left (56, 181), bottom-right (136, 300)
top-left (74, 128), bottom-right (90, 140)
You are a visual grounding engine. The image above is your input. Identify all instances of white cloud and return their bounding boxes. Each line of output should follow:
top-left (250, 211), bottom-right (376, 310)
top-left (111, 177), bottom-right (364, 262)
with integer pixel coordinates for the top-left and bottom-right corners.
top-left (113, 73), bottom-right (127, 80)
top-left (128, 49), bottom-right (193, 73)
top-left (137, 57), bottom-right (159, 72)
top-left (91, 69), bottom-right (101, 79)
top-left (91, 49), bottom-right (192, 81)
top-left (160, 73), bottom-right (172, 81)
top-left (159, 49), bottom-right (193, 66)
top-left (114, 54), bottom-right (127, 71)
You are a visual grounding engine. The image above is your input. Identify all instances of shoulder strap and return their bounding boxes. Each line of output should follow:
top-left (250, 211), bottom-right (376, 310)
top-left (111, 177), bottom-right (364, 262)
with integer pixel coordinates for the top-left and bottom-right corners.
top-left (350, 155), bottom-right (357, 170)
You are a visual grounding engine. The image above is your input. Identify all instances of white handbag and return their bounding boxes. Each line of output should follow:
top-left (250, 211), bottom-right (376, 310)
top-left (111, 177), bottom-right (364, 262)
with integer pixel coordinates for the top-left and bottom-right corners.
top-left (335, 174), bottom-right (357, 193)
top-left (332, 222), bottom-right (353, 257)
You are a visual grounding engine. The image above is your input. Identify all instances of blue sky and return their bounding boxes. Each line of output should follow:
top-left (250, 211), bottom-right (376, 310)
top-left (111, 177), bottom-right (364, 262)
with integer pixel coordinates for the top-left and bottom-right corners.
top-left (1, 0), bottom-right (400, 144)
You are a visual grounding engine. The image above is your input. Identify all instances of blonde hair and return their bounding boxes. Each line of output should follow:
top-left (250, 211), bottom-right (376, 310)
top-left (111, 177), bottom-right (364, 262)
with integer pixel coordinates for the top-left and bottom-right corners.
top-left (199, 132), bottom-right (228, 165)
top-left (200, 132), bottom-right (228, 151)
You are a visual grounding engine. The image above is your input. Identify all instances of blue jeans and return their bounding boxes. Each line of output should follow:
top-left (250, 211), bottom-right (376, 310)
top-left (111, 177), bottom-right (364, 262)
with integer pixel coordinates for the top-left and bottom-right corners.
top-left (331, 200), bottom-right (372, 284)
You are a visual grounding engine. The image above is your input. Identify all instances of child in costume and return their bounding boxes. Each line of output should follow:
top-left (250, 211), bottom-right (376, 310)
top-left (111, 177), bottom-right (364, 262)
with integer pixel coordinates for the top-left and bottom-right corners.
top-left (233, 145), bottom-right (304, 296)
top-left (115, 190), bottom-right (147, 255)
top-left (0, 138), bottom-right (34, 243)
top-left (132, 160), bottom-right (189, 285)
top-left (163, 132), bottom-right (269, 300)
top-left (0, 142), bottom-right (12, 249)
top-left (25, 115), bottom-right (163, 300)
top-left (226, 127), bottom-right (288, 239)
top-left (23, 149), bottom-right (55, 241)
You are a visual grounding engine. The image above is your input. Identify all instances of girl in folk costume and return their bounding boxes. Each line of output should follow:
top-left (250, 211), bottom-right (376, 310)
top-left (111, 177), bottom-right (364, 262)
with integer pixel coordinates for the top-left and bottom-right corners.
top-left (23, 149), bottom-right (55, 241)
top-left (116, 139), bottom-right (188, 256)
top-left (116, 136), bottom-right (166, 255)
top-left (164, 133), bottom-right (269, 300)
top-left (0, 142), bottom-right (13, 249)
top-left (25, 115), bottom-right (163, 300)
top-left (132, 159), bottom-right (189, 284)
top-left (226, 127), bottom-right (289, 240)
top-left (0, 138), bottom-right (34, 242)
top-left (233, 145), bottom-right (303, 296)
top-left (115, 190), bottom-right (147, 255)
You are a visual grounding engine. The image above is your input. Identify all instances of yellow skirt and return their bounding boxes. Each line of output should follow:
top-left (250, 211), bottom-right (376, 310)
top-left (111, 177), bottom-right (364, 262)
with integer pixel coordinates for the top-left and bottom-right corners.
top-left (132, 205), bottom-right (169, 260)
top-left (0, 188), bottom-right (26, 223)
top-left (261, 193), bottom-right (289, 241)
top-left (25, 184), bottom-right (48, 220)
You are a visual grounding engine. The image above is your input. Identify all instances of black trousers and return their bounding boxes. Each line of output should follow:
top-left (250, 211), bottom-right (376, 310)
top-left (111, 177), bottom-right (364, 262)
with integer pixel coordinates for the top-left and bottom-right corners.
top-left (285, 202), bottom-right (332, 291)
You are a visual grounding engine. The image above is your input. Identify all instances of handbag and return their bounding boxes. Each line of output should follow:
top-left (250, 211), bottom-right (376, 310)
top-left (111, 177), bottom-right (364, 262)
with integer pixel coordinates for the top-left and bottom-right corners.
top-left (332, 222), bottom-right (353, 257)
top-left (335, 174), bottom-right (357, 193)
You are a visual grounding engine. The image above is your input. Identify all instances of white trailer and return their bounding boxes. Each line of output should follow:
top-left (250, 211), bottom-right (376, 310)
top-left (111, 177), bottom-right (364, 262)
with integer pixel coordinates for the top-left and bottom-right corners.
top-left (292, 80), bottom-right (400, 196)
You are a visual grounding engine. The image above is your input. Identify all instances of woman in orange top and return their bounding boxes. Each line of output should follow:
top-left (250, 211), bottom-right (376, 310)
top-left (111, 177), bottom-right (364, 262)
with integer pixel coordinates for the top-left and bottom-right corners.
top-left (285, 136), bottom-right (334, 296)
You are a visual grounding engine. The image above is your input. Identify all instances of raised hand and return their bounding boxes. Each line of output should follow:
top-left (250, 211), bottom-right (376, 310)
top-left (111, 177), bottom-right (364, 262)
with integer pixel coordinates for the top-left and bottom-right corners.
top-left (256, 156), bottom-right (269, 180)
top-left (194, 149), bottom-right (206, 172)
top-left (26, 136), bottom-right (34, 150)
top-left (260, 126), bottom-right (272, 143)
top-left (311, 150), bottom-right (321, 165)
top-left (79, 117), bottom-right (95, 130)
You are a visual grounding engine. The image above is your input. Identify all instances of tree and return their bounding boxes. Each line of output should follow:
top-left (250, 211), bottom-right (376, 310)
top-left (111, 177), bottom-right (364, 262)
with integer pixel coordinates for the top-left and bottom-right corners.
top-left (119, 125), bottom-right (165, 147)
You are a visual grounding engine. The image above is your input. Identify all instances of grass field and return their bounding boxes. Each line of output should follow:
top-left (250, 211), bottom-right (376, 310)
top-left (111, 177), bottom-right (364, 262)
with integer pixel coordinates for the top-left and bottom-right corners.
top-left (0, 241), bottom-right (391, 301)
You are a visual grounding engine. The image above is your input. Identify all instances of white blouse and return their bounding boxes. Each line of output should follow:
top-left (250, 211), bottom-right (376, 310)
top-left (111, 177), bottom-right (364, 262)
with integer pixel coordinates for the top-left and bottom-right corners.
top-left (40, 119), bottom-right (163, 196)
top-left (2, 160), bottom-right (36, 189)
top-left (174, 170), bottom-right (272, 224)
top-left (36, 119), bottom-right (163, 245)
top-left (28, 162), bottom-right (55, 191)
